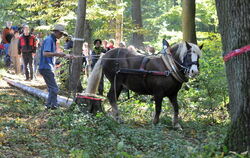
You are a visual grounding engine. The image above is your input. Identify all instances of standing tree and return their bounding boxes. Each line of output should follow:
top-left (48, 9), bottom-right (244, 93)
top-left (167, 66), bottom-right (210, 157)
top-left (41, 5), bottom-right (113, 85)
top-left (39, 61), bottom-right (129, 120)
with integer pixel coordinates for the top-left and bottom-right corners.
top-left (70, 0), bottom-right (87, 95)
top-left (115, 0), bottom-right (124, 47)
top-left (215, 0), bottom-right (250, 153)
top-left (182, 0), bottom-right (197, 44)
top-left (131, 0), bottom-right (144, 49)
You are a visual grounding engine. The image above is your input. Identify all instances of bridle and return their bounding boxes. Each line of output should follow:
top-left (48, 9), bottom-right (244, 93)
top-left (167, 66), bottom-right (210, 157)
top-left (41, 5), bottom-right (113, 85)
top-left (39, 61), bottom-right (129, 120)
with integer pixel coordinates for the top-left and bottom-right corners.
top-left (172, 49), bottom-right (200, 75)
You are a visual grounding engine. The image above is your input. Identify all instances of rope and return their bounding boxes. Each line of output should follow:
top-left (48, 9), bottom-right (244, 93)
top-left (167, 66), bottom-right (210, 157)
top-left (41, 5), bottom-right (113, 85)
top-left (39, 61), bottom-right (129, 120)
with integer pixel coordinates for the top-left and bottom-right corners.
top-left (73, 54), bottom-right (156, 60)
top-left (223, 44), bottom-right (250, 62)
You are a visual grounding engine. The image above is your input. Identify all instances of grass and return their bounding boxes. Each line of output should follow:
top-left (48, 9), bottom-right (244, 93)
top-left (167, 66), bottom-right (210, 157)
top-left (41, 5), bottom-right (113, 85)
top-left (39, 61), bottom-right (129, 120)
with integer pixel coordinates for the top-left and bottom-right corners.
top-left (0, 64), bottom-right (247, 158)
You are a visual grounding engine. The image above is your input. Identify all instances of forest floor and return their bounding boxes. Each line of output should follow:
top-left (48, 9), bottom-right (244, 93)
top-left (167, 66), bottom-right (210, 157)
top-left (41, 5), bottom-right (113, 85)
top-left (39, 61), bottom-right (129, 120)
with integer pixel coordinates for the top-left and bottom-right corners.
top-left (0, 64), bottom-right (246, 158)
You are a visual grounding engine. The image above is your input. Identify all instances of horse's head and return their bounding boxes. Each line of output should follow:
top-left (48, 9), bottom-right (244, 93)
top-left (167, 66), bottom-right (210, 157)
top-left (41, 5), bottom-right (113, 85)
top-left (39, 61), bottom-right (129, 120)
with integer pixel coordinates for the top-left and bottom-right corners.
top-left (173, 42), bottom-right (203, 78)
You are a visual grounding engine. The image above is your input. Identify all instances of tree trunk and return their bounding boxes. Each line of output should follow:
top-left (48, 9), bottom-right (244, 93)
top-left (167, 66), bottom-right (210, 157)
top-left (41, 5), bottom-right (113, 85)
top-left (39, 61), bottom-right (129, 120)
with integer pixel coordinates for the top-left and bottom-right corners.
top-left (215, 0), bottom-right (250, 153)
top-left (131, 0), bottom-right (144, 49)
top-left (70, 0), bottom-right (87, 95)
top-left (84, 20), bottom-right (92, 48)
top-left (182, 0), bottom-right (197, 44)
top-left (115, 0), bottom-right (123, 47)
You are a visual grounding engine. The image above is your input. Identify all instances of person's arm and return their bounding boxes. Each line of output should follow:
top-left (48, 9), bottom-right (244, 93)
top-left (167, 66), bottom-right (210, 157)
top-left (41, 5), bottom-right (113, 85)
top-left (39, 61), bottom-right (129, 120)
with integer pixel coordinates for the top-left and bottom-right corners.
top-left (43, 38), bottom-right (75, 59)
top-left (2, 29), bottom-right (8, 43)
top-left (18, 38), bottom-right (21, 55)
top-left (32, 36), bottom-right (37, 54)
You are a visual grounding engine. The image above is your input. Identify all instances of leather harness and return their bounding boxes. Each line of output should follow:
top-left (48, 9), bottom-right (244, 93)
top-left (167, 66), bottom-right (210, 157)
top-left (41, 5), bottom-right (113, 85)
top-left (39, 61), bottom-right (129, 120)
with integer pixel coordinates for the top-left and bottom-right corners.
top-left (161, 54), bottom-right (188, 83)
top-left (116, 48), bottom-right (187, 83)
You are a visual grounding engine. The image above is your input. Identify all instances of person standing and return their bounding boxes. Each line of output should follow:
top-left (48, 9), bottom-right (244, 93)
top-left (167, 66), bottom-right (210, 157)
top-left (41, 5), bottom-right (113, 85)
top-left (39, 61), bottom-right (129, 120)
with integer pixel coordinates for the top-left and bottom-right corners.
top-left (33, 32), bottom-right (44, 79)
top-left (82, 42), bottom-right (91, 77)
top-left (39, 24), bottom-right (74, 109)
top-left (9, 31), bottom-right (21, 74)
top-left (18, 25), bottom-right (37, 80)
top-left (108, 39), bottom-right (115, 50)
top-left (1, 21), bottom-right (12, 44)
top-left (91, 39), bottom-right (106, 95)
top-left (91, 39), bottom-right (106, 68)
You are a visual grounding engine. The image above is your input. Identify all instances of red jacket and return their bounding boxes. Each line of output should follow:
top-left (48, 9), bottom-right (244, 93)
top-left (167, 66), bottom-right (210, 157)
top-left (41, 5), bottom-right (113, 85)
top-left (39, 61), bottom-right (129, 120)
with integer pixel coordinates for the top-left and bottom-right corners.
top-left (18, 34), bottom-right (36, 54)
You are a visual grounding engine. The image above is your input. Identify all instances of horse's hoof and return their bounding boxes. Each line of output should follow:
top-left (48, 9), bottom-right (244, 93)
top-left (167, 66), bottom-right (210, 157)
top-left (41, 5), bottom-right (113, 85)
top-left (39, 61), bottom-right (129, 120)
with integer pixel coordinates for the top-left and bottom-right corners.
top-left (173, 123), bottom-right (183, 130)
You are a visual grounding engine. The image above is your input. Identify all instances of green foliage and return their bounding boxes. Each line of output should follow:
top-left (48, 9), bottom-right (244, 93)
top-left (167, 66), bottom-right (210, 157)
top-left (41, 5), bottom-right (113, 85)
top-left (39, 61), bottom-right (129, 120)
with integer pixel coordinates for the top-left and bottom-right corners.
top-left (0, 1), bottom-right (240, 157)
top-left (175, 32), bottom-right (229, 124)
top-left (0, 70), bottom-right (245, 157)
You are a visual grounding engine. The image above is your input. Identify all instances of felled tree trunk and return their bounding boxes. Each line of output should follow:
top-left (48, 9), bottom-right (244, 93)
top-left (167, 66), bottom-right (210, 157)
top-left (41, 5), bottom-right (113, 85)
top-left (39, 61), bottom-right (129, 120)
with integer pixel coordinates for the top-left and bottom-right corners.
top-left (215, 0), bottom-right (250, 153)
top-left (3, 77), bottom-right (72, 107)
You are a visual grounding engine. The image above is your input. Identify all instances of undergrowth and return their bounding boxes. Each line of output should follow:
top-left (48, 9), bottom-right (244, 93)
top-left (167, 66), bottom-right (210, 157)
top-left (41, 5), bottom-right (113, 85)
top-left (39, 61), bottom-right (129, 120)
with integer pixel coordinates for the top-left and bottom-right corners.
top-left (0, 83), bottom-right (245, 157)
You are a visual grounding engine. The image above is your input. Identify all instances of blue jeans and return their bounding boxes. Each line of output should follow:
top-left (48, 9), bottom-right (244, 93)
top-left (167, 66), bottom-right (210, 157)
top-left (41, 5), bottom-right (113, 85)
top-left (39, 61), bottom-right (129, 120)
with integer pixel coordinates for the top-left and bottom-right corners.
top-left (39, 69), bottom-right (59, 107)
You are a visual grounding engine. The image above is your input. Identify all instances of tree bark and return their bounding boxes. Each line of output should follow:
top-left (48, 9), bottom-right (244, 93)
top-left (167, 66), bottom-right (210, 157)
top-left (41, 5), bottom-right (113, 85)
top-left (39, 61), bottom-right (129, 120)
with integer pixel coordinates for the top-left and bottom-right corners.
top-left (84, 20), bottom-right (92, 48)
top-left (70, 0), bottom-right (87, 95)
top-left (115, 0), bottom-right (123, 47)
top-left (215, 0), bottom-right (250, 153)
top-left (182, 0), bottom-right (197, 44)
top-left (131, 0), bottom-right (144, 49)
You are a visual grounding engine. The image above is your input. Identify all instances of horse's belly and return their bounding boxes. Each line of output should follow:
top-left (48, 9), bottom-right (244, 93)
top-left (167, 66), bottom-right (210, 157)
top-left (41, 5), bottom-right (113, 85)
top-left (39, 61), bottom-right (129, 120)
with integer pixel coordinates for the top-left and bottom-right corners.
top-left (123, 76), bottom-right (153, 94)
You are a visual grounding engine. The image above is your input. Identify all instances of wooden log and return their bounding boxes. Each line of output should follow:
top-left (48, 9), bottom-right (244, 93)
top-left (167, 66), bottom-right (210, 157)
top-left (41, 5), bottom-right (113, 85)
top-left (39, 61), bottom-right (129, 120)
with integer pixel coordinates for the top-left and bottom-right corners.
top-left (3, 77), bottom-right (73, 107)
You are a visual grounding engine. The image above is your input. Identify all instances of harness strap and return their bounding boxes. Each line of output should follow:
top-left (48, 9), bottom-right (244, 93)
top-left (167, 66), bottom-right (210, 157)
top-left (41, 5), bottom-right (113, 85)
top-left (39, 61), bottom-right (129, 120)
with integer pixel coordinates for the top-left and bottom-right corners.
top-left (140, 57), bottom-right (150, 70)
top-left (161, 53), bottom-right (187, 83)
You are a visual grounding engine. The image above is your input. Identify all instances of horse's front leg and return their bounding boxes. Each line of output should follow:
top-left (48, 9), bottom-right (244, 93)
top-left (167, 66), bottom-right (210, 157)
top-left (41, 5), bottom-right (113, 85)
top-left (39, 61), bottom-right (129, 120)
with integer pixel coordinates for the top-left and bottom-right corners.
top-left (169, 95), bottom-right (182, 130)
top-left (153, 96), bottom-right (163, 124)
top-left (107, 81), bottom-right (123, 122)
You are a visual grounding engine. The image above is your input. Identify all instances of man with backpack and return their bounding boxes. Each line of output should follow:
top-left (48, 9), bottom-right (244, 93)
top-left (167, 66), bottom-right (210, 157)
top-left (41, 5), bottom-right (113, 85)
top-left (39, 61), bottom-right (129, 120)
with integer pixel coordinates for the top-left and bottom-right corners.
top-left (18, 25), bottom-right (37, 80)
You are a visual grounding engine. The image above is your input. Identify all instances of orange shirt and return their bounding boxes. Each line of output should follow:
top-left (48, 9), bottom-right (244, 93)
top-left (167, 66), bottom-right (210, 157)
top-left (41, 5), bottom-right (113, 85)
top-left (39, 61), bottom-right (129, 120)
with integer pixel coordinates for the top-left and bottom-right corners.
top-left (2, 28), bottom-right (11, 44)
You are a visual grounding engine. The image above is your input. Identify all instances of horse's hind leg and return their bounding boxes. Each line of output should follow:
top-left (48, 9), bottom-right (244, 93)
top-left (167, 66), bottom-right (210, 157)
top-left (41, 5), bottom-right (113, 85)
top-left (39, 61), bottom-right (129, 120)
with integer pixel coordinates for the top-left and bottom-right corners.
top-left (107, 80), bottom-right (123, 121)
top-left (153, 96), bottom-right (163, 124)
top-left (169, 95), bottom-right (182, 130)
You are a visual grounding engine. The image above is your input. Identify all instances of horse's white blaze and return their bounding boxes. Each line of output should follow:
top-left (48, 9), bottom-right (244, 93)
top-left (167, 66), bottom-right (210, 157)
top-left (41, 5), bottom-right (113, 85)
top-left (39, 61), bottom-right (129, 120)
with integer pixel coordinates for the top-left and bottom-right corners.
top-left (189, 52), bottom-right (199, 77)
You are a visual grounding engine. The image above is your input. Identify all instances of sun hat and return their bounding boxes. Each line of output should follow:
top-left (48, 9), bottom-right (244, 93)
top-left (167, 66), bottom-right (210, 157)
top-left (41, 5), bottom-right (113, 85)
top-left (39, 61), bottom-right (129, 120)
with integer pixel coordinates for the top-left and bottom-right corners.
top-left (52, 24), bottom-right (68, 36)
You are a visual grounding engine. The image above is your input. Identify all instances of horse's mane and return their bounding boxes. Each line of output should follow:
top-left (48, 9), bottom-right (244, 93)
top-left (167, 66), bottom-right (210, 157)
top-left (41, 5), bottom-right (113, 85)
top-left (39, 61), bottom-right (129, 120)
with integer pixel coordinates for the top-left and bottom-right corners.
top-left (172, 42), bottom-right (202, 62)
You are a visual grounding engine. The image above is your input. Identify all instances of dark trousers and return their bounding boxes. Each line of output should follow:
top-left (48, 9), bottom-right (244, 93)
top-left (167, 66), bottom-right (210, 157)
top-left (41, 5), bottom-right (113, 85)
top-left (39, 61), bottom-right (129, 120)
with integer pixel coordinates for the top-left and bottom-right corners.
top-left (22, 53), bottom-right (33, 80)
top-left (39, 69), bottom-right (59, 107)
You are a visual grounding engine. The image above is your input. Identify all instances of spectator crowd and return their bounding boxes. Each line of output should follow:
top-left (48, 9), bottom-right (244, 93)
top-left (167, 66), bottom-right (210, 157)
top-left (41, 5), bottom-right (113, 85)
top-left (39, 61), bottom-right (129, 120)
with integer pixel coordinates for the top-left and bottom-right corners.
top-left (0, 21), bottom-right (156, 109)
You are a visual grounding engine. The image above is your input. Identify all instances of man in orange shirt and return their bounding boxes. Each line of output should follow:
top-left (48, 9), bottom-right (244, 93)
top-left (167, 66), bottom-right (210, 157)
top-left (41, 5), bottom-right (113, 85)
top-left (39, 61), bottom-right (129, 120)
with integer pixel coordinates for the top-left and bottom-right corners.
top-left (1, 21), bottom-right (12, 44)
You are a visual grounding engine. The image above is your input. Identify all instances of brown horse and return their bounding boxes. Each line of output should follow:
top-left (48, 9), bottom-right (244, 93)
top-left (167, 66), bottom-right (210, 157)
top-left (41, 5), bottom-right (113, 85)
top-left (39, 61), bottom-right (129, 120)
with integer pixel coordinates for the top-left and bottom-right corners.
top-left (86, 42), bottom-right (202, 129)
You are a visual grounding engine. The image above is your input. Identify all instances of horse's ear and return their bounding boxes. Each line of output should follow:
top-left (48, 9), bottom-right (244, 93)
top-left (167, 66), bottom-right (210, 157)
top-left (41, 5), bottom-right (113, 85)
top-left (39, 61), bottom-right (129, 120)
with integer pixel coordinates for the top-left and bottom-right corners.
top-left (163, 39), bottom-right (170, 48)
top-left (199, 44), bottom-right (204, 50)
top-left (185, 41), bottom-right (192, 50)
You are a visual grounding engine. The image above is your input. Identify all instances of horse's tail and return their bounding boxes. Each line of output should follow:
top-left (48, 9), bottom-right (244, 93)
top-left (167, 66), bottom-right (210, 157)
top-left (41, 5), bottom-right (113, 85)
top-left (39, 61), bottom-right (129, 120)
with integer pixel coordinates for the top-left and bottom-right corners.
top-left (86, 54), bottom-right (104, 94)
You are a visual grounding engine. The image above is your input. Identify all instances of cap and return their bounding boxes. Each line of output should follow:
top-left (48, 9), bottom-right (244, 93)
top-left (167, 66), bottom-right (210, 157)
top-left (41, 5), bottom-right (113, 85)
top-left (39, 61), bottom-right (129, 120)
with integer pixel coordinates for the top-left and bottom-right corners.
top-left (52, 24), bottom-right (68, 36)
top-left (23, 24), bottom-right (29, 28)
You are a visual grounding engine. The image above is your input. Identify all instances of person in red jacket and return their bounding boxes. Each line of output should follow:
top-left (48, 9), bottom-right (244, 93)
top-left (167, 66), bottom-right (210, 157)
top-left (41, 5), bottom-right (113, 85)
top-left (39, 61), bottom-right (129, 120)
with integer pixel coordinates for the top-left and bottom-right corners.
top-left (18, 25), bottom-right (36, 81)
